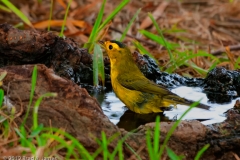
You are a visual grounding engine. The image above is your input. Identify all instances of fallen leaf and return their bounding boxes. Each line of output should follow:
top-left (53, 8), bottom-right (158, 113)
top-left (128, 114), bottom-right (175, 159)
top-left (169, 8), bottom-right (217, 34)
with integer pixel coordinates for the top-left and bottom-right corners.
top-left (33, 20), bottom-right (88, 29)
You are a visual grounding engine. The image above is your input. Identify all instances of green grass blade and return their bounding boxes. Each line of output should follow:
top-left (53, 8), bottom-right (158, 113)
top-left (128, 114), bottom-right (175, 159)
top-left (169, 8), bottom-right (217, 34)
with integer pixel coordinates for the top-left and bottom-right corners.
top-left (2, 0), bottom-right (32, 27)
top-left (15, 128), bottom-right (36, 153)
top-left (146, 116), bottom-right (161, 160)
top-left (19, 126), bottom-right (28, 147)
top-left (85, 0), bottom-right (129, 51)
top-left (166, 147), bottom-right (182, 160)
top-left (124, 142), bottom-right (142, 160)
top-left (184, 62), bottom-right (208, 76)
top-left (93, 132), bottom-right (121, 159)
top-left (146, 129), bottom-right (156, 160)
top-left (98, 0), bottom-right (130, 33)
top-left (0, 4), bottom-right (11, 12)
top-left (59, 0), bottom-right (72, 37)
top-left (108, 130), bottom-right (141, 160)
top-left (0, 73), bottom-right (6, 112)
top-left (133, 40), bottom-right (160, 64)
top-left (0, 71), bottom-right (7, 81)
top-left (0, 89), bottom-right (4, 108)
top-left (43, 127), bottom-right (93, 160)
top-left (153, 116), bottom-right (160, 157)
top-left (2, 120), bottom-right (10, 138)
top-left (22, 65), bottom-right (37, 126)
top-left (13, 22), bottom-right (24, 29)
top-left (33, 92), bottom-right (57, 130)
top-left (109, 139), bottom-right (122, 160)
top-left (194, 144), bottom-right (210, 160)
top-left (148, 12), bottom-right (176, 69)
top-left (118, 142), bottom-right (124, 160)
top-left (159, 100), bottom-right (201, 158)
top-left (42, 133), bottom-right (79, 158)
top-left (30, 124), bottom-right (44, 137)
top-left (97, 44), bottom-right (105, 86)
top-left (139, 30), bottom-right (179, 50)
top-left (163, 24), bottom-right (186, 34)
top-left (17, 65), bottom-right (41, 152)
top-left (165, 50), bottom-right (219, 73)
top-left (101, 132), bottom-right (108, 160)
top-left (120, 8), bottom-right (141, 42)
top-left (0, 116), bottom-right (7, 123)
top-left (234, 56), bottom-right (240, 69)
top-left (93, 44), bottom-right (98, 86)
top-left (93, 43), bottom-right (105, 86)
top-left (48, 0), bottom-right (54, 31)
top-left (109, 131), bottom-right (139, 160)
top-left (84, 0), bottom-right (107, 50)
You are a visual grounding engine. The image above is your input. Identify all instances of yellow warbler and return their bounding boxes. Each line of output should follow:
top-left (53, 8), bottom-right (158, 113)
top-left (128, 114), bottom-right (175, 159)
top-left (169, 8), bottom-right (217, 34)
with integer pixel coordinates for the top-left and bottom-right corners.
top-left (99, 40), bottom-right (210, 114)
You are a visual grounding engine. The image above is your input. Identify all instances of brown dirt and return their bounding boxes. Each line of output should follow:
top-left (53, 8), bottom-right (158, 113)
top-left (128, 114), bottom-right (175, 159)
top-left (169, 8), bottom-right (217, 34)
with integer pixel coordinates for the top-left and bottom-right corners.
top-left (0, 64), bottom-right (120, 156)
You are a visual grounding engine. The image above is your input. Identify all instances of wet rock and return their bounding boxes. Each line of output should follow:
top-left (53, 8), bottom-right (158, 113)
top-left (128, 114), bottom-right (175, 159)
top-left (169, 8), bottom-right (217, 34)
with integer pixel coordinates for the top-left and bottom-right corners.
top-left (204, 109), bottom-right (240, 159)
top-left (234, 100), bottom-right (240, 109)
top-left (122, 112), bottom-right (240, 160)
top-left (122, 120), bottom-right (208, 159)
top-left (0, 64), bottom-right (120, 152)
top-left (0, 23), bottom-right (93, 85)
top-left (203, 67), bottom-right (240, 103)
top-left (132, 51), bottom-right (204, 88)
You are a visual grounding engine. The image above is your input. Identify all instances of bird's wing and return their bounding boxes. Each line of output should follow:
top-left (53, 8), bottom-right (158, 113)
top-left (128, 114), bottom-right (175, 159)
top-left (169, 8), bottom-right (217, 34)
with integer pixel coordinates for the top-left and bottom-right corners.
top-left (117, 74), bottom-right (174, 96)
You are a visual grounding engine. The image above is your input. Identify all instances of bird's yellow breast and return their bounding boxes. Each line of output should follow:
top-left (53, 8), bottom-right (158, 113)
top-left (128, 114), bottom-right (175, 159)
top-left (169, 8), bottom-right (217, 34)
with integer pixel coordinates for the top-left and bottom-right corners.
top-left (111, 71), bottom-right (164, 114)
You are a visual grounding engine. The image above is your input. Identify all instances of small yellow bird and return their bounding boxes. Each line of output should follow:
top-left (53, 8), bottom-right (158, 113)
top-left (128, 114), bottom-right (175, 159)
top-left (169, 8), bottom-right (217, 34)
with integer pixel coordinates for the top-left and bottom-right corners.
top-left (99, 40), bottom-right (210, 114)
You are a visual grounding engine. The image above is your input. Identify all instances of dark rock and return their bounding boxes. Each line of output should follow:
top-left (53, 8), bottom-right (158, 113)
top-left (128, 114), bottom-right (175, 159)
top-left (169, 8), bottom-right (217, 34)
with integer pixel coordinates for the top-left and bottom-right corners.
top-left (132, 51), bottom-right (204, 88)
top-left (203, 67), bottom-right (240, 103)
top-left (0, 23), bottom-right (93, 85)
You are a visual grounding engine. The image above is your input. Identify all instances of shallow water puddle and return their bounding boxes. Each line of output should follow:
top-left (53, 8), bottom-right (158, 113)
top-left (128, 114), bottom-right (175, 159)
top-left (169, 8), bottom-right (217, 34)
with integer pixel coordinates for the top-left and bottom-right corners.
top-left (93, 86), bottom-right (237, 131)
top-left (168, 86), bottom-right (237, 125)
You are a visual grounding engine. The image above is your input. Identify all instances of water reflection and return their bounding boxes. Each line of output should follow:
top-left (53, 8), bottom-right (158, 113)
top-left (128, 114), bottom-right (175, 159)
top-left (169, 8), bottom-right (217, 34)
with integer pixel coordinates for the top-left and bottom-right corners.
top-left (117, 110), bottom-right (171, 131)
top-left (90, 86), bottom-right (237, 131)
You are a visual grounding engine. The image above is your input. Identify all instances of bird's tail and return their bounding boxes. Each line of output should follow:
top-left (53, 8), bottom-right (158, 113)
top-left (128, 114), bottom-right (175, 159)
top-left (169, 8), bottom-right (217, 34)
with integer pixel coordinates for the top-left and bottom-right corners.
top-left (182, 98), bottom-right (210, 110)
top-left (163, 95), bottom-right (210, 110)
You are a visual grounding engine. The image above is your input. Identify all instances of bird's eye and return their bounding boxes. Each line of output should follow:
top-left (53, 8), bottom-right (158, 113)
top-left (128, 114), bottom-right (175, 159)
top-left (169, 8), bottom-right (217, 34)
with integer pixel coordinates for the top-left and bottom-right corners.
top-left (109, 45), bottom-right (113, 50)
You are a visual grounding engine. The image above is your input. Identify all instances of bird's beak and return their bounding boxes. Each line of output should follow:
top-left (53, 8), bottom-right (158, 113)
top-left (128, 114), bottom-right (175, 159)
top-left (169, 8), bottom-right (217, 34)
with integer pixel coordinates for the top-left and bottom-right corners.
top-left (98, 40), bottom-right (105, 48)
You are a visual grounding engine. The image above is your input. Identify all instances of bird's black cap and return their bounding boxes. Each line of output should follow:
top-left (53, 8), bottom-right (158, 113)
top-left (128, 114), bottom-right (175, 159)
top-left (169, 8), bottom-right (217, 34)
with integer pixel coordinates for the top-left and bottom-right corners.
top-left (110, 40), bottom-right (126, 48)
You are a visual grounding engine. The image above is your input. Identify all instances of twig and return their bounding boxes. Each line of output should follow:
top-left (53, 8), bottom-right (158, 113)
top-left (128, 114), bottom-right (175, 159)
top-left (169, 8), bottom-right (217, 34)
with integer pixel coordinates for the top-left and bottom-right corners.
top-left (211, 44), bottom-right (240, 56)
top-left (127, 143), bottom-right (145, 160)
top-left (212, 20), bottom-right (240, 29)
top-left (181, 0), bottom-right (208, 5)
top-left (231, 152), bottom-right (240, 160)
top-left (210, 24), bottom-right (240, 41)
